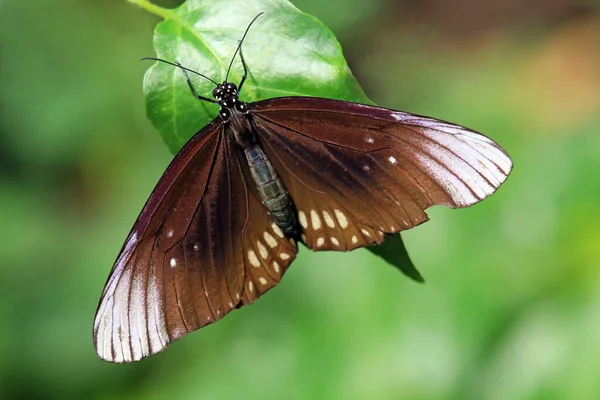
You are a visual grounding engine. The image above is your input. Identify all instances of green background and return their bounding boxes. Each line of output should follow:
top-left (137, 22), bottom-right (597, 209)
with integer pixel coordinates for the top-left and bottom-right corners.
top-left (1, 0), bottom-right (599, 399)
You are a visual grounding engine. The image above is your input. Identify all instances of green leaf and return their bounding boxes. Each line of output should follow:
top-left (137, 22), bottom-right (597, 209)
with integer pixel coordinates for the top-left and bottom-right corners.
top-left (369, 234), bottom-right (425, 283)
top-left (143, 0), bottom-right (370, 153)
top-left (140, 0), bottom-right (420, 280)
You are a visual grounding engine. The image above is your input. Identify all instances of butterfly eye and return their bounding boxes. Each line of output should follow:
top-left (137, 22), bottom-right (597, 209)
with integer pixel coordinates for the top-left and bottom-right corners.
top-left (212, 87), bottom-right (221, 98)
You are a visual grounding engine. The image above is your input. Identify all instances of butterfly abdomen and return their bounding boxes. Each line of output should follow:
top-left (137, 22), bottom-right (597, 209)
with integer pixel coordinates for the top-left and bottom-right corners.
top-left (244, 145), bottom-right (297, 235)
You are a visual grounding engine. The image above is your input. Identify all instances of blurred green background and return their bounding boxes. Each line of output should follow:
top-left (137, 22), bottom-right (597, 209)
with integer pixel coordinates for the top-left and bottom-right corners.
top-left (1, 0), bottom-right (599, 399)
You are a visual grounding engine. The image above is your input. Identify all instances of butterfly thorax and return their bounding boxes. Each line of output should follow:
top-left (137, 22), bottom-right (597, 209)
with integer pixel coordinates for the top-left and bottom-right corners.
top-left (214, 82), bottom-right (255, 148)
top-left (226, 104), bottom-right (256, 148)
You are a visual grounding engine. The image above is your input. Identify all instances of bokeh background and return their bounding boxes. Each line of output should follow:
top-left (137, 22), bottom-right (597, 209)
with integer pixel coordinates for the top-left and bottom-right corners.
top-left (1, 0), bottom-right (599, 399)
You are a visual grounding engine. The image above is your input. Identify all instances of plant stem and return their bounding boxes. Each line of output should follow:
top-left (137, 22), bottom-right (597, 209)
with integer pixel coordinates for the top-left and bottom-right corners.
top-left (126, 0), bottom-right (172, 19)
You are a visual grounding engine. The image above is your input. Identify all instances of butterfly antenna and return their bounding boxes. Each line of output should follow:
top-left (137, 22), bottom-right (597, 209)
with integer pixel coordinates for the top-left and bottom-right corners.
top-left (225, 12), bottom-right (264, 82)
top-left (141, 57), bottom-right (219, 86)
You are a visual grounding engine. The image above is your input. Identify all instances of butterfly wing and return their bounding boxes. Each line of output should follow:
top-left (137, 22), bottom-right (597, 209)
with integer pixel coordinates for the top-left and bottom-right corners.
top-left (93, 120), bottom-right (297, 363)
top-left (250, 97), bottom-right (512, 251)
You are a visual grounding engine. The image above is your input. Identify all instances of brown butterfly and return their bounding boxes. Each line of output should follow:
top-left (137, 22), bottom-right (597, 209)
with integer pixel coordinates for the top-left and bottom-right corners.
top-left (93, 13), bottom-right (512, 362)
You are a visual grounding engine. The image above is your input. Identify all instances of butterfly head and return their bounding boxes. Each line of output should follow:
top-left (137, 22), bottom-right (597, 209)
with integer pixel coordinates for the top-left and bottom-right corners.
top-left (213, 82), bottom-right (239, 108)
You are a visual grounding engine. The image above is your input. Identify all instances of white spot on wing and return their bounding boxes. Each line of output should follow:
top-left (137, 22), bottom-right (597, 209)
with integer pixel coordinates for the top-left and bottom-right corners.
top-left (388, 156), bottom-right (397, 164)
top-left (280, 252), bottom-right (290, 260)
top-left (259, 277), bottom-right (268, 285)
top-left (361, 228), bottom-right (371, 237)
top-left (310, 209), bottom-right (322, 230)
top-left (249, 281), bottom-right (254, 293)
top-left (263, 232), bottom-right (277, 248)
top-left (273, 261), bottom-right (281, 273)
top-left (272, 223), bottom-right (284, 238)
top-left (331, 237), bottom-right (340, 246)
top-left (322, 211), bottom-right (335, 228)
top-left (366, 137), bottom-right (374, 143)
top-left (298, 211), bottom-right (308, 229)
top-left (317, 237), bottom-right (325, 247)
top-left (170, 258), bottom-right (177, 268)
top-left (257, 241), bottom-right (268, 260)
top-left (351, 235), bottom-right (358, 244)
top-left (334, 209), bottom-right (348, 229)
top-left (247, 250), bottom-right (260, 267)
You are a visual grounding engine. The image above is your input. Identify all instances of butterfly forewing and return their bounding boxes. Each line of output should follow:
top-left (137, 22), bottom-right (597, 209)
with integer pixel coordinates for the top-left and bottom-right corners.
top-left (93, 120), bottom-right (297, 363)
top-left (94, 123), bottom-right (222, 362)
top-left (251, 97), bottom-right (512, 250)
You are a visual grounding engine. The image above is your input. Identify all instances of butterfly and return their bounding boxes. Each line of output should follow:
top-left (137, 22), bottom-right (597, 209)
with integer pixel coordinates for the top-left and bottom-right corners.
top-left (93, 13), bottom-right (512, 363)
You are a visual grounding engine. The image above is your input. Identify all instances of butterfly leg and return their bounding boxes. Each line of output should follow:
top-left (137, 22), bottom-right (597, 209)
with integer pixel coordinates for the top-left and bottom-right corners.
top-left (176, 62), bottom-right (218, 104)
top-left (237, 43), bottom-right (249, 92)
